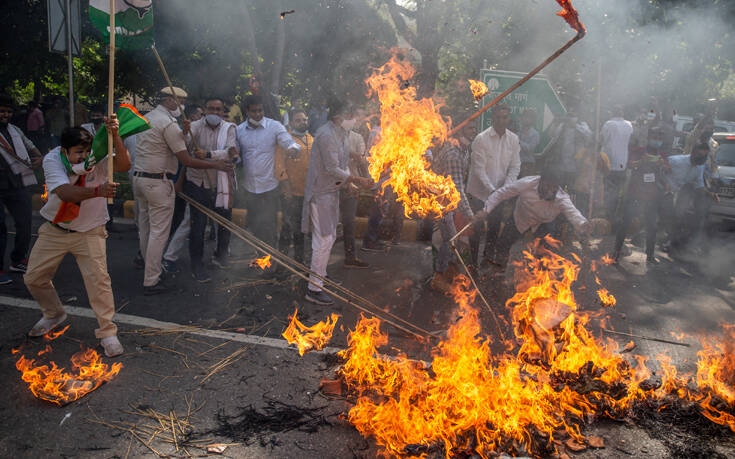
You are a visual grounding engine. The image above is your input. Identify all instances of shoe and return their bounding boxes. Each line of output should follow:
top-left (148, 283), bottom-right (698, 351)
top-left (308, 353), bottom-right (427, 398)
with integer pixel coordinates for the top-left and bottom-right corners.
top-left (162, 259), bottom-right (180, 274)
top-left (361, 241), bottom-right (387, 252)
top-left (390, 239), bottom-right (401, 246)
top-left (344, 258), bottom-right (370, 269)
top-left (192, 267), bottom-right (212, 283)
top-left (9, 259), bottom-right (28, 273)
top-left (28, 313), bottom-right (68, 337)
top-left (305, 290), bottom-right (334, 306)
top-left (646, 256), bottom-right (659, 265)
top-left (144, 280), bottom-right (170, 296)
top-left (133, 251), bottom-right (144, 270)
top-left (0, 271), bottom-right (12, 285)
top-left (429, 271), bottom-right (452, 294)
top-left (211, 256), bottom-right (230, 269)
top-left (100, 336), bottom-right (124, 357)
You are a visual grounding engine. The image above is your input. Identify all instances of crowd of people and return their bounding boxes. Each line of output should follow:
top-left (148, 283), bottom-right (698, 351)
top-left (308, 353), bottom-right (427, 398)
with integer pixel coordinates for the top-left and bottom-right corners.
top-left (0, 87), bottom-right (719, 357)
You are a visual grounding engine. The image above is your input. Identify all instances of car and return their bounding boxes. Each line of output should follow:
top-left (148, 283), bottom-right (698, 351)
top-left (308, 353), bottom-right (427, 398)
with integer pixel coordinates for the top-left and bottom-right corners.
top-left (705, 133), bottom-right (735, 222)
top-left (673, 116), bottom-right (735, 149)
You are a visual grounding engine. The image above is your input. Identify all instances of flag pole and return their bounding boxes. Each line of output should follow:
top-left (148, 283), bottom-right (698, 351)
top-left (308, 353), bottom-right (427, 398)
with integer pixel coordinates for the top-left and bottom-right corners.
top-left (106, 0), bottom-right (115, 204)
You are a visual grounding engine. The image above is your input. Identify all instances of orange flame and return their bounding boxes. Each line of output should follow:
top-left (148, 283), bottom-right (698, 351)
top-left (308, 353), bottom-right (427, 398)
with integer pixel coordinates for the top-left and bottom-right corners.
top-left (282, 308), bottom-right (340, 356)
top-left (555, 0), bottom-right (586, 35)
top-left (45, 324), bottom-right (70, 341)
top-left (366, 53), bottom-right (460, 218)
top-left (251, 254), bottom-right (272, 270)
top-left (468, 79), bottom-right (488, 101)
top-left (600, 254), bottom-right (615, 265)
top-left (15, 346), bottom-right (122, 406)
top-left (41, 184), bottom-right (48, 203)
top-left (597, 288), bottom-right (616, 307)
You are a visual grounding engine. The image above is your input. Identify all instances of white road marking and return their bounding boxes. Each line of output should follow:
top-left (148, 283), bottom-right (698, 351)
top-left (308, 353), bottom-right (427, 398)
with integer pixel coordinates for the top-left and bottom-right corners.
top-left (0, 295), bottom-right (342, 354)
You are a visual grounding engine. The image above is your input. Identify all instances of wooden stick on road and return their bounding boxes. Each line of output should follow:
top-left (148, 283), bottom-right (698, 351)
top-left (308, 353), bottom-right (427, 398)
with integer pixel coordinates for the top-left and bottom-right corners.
top-left (601, 328), bottom-right (691, 347)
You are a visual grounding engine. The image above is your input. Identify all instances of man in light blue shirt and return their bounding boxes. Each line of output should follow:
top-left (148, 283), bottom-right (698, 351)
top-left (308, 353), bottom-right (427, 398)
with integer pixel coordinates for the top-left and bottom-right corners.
top-left (663, 143), bottom-right (714, 251)
top-left (236, 95), bottom-right (300, 258)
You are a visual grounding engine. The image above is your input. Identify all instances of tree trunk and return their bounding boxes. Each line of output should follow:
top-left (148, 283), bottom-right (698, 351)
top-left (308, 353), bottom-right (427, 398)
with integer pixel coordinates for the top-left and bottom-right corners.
top-left (240, 1), bottom-right (262, 77)
top-left (270, 0), bottom-right (286, 96)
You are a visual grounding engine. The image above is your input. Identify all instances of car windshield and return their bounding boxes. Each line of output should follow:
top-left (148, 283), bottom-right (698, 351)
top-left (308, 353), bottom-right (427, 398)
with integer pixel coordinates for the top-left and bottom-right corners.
top-left (715, 142), bottom-right (735, 167)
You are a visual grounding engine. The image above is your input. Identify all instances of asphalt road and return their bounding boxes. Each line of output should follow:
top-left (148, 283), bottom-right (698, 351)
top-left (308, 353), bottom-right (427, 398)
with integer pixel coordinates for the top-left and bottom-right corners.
top-left (0, 215), bottom-right (734, 458)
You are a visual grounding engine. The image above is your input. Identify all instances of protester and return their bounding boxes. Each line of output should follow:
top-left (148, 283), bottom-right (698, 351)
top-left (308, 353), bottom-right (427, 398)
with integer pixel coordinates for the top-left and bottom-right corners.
top-left (24, 120), bottom-right (129, 357)
top-left (518, 109), bottom-right (540, 177)
top-left (185, 104), bottom-right (204, 122)
top-left (0, 95), bottom-right (43, 284)
top-left (46, 99), bottom-right (68, 147)
top-left (341, 109), bottom-right (371, 269)
top-left (26, 101), bottom-right (45, 150)
top-left (81, 104), bottom-right (106, 136)
top-left (662, 142), bottom-right (715, 252)
top-left (183, 96), bottom-right (238, 282)
top-left (236, 94), bottom-right (300, 273)
top-left (430, 127), bottom-right (475, 291)
top-left (302, 99), bottom-right (373, 305)
top-left (466, 104), bottom-right (521, 267)
top-left (612, 127), bottom-right (668, 264)
top-left (307, 98), bottom-right (329, 135)
top-left (134, 87), bottom-right (232, 295)
top-left (601, 106), bottom-right (634, 222)
top-left (276, 109), bottom-right (311, 263)
top-left (473, 169), bottom-right (591, 269)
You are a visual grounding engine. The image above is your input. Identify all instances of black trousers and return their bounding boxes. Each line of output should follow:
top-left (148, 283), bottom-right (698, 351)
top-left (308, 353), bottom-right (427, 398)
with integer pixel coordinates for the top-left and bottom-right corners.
top-left (364, 186), bottom-right (404, 244)
top-left (469, 195), bottom-right (504, 265)
top-left (242, 188), bottom-right (280, 248)
top-left (0, 187), bottom-right (32, 270)
top-left (279, 195), bottom-right (305, 263)
top-left (340, 190), bottom-right (358, 261)
top-left (614, 197), bottom-right (658, 258)
top-left (186, 182), bottom-right (232, 269)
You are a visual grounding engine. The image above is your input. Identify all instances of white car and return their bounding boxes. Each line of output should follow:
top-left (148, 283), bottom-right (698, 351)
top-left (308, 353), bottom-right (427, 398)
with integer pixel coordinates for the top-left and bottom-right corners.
top-left (705, 133), bottom-right (735, 222)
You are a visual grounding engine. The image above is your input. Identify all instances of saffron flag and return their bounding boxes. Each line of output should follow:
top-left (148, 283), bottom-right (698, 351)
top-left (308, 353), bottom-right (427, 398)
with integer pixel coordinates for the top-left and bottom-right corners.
top-left (89, 104), bottom-right (150, 167)
top-left (89, 0), bottom-right (154, 50)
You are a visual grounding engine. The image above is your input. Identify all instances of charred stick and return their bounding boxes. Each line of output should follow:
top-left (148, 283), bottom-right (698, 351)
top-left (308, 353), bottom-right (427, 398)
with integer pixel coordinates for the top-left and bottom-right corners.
top-left (601, 328), bottom-right (690, 347)
top-left (178, 192), bottom-right (436, 341)
top-left (449, 31), bottom-right (584, 136)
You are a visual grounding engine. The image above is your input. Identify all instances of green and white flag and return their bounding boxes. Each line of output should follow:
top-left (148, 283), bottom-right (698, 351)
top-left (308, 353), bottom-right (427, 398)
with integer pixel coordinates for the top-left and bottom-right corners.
top-left (89, 0), bottom-right (154, 50)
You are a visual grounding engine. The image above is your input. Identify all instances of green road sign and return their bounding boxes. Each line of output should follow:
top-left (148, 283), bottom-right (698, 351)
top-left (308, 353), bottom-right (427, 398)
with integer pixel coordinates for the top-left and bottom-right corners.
top-left (479, 69), bottom-right (566, 153)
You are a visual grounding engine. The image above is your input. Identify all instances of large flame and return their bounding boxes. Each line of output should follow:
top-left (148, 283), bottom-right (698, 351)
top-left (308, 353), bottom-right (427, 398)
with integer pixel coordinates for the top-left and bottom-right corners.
top-left (329, 238), bottom-right (735, 457)
top-left (555, 0), bottom-right (586, 35)
top-left (14, 331), bottom-right (122, 406)
top-left (468, 79), bottom-right (488, 101)
top-left (366, 53), bottom-right (460, 218)
top-left (282, 308), bottom-right (340, 356)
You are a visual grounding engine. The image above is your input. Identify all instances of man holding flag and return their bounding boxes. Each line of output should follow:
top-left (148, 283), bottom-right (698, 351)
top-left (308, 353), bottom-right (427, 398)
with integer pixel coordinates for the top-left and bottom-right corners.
top-left (24, 108), bottom-right (144, 357)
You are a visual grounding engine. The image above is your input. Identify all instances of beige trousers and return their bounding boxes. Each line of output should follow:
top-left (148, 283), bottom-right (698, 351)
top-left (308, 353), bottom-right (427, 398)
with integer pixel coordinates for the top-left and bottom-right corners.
top-left (24, 223), bottom-right (117, 338)
top-left (133, 176), bottom-right (175, 286)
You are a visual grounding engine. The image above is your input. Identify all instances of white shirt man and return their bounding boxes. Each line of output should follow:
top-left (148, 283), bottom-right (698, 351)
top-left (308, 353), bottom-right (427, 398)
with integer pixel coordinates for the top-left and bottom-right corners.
top-left (235, 96), bottom-right (300, 255)
top-left (465, 105), bottom-right (521, 266)
top-left (601, 115), bottom-right (634, 172)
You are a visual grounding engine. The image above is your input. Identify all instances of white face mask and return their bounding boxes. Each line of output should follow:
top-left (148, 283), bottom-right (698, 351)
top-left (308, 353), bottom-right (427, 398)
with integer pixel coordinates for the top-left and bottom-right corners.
top-left (169, 105), bottom-right (182, 118)
top-left (341, 118), bottom-right (356, 131)
top-left (205, 114), bottom-right (222, 126)
top-left (248, 117), bottom-right (261, 127)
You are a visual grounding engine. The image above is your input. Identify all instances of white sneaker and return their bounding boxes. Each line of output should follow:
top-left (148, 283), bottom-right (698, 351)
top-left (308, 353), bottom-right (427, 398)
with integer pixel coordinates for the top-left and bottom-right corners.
top-left (101, 336), bottom-right (124, 357)
top-left (28, 313), bottom-right (68, 337)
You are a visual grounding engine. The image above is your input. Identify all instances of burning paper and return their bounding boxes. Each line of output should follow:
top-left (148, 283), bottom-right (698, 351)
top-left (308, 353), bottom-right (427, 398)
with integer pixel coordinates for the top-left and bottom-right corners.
top-left (366, 53), bottom-right (460, 218)
top-left (41, 184), bottom-right (48, 203)
top-left (282, 308), bottom-right (339, 356)
top-left (250, 254), bottom-right (272, 270)
top-left (597, 288), bottom-right (616, 307)
top-left (14, 334), bottom-right (122, 406)
top-left (468, 79), bottom-right (488, 101)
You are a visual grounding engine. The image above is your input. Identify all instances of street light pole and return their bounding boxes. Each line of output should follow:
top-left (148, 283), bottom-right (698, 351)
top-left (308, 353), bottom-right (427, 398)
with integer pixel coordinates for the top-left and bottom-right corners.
top-left (65, 0), bottom-right (75, 123)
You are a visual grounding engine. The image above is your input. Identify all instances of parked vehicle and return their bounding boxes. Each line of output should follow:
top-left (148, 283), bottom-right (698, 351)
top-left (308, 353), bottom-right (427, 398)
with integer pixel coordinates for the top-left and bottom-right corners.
top-left (705, 133), bottom-right (735, 222)
top-left (673, 115), bottom-right (735, 149)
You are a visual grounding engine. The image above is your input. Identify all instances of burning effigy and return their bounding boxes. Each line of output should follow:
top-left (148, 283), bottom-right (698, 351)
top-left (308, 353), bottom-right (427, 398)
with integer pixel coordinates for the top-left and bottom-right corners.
top-left (282, 240), bottom-right (735, 457)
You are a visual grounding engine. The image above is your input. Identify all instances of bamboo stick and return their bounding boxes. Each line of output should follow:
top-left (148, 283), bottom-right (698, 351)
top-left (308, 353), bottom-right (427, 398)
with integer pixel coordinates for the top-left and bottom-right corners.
top-left (106, 0), bottom-right (115, 204)
top-left (601, 328), bottom-right (690, 347)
